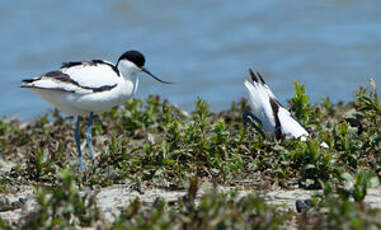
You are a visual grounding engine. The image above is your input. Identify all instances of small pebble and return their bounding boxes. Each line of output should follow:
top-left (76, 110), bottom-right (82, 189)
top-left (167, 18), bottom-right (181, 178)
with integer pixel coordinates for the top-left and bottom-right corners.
top-left (295, 199), bottom-right (313, 213)
top-left (19, 197), bottom-right (27, 204)
top-left (136, 179), bottom-right (144, 195)
top-left (147, 133), bottom-right (155, 145)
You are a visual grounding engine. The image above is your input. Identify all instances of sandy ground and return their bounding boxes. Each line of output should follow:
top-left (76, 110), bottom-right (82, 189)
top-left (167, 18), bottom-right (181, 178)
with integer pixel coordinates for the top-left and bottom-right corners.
top-left (1, 181), bottom-right (381, 225)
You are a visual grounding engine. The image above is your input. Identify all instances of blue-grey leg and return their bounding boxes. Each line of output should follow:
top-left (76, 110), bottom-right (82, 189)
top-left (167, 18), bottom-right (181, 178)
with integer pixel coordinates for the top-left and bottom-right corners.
top-left (86, 112), bottom-right (95, 166)
top-left (242, 110), bottom-right (266, 139)
top-left (75, 116), bottom-right (85, 172)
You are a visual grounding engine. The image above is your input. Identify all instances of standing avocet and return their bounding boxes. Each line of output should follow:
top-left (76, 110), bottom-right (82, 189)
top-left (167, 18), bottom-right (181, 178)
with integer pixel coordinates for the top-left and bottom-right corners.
top-left (243, 68), bottom-right (310, 140)
top-left (21, 50), bottom-right (172, 172)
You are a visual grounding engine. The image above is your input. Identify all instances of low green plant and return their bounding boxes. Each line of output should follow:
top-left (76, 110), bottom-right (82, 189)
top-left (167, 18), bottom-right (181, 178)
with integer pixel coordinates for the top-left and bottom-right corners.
top-left (20, 168), bottom-right (100, 229)
top-left (289, 81), bottom-right (311, 125)
top-left (300, 172), bottom-right (381, 229)
top-left (0, 79), bottom-right (380, 228)
top-left (113, 180), bottom-right (289, 229)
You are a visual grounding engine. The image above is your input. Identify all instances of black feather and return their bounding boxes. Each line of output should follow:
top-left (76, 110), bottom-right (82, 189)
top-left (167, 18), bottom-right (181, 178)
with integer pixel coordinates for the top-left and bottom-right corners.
top-left (60, 61), bottom-right (83, 69)
top-left (117, 50), bottom-right (145, 68)
top-left (269, 97), bottom-right (282, 139)
top-left (60, 60), bottom-right (119, 76)
top-left (248, 68), bottom-right (267, 85)
top-left (21, 70), bottom-right (117, 93)
top-left (248, 68), bottom-right (259, 83)
top-left (22, 78), bottom-right (37, 83)
top-left (256, 72), bottom-right (266, 85)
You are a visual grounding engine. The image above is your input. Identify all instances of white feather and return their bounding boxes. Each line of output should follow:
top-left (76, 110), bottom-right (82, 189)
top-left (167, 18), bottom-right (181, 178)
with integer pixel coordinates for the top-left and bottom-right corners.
top-left (277, 107), bottom-right (309, 139)
top-left (60, 61), bottom-right (120, 89)
top-left (244, 79), bottom-right (276, 134)
top-left (22, 59), bottom-right (139, 116)
top-left (244, 69), bottom-right (309, 140)
top-left (26, 77), bottom-right (92, 94)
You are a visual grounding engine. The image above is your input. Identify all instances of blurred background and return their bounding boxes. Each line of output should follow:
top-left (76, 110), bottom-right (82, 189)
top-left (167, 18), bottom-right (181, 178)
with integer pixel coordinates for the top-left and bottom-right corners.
top-left (1, 0), bottom-right (380, 120)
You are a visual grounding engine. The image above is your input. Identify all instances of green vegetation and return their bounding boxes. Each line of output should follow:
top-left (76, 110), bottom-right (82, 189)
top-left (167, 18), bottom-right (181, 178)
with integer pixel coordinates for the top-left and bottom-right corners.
top-left (112, 178), bottom-right (289, 229)
top-left (0, 81), bottom-right (380, 229)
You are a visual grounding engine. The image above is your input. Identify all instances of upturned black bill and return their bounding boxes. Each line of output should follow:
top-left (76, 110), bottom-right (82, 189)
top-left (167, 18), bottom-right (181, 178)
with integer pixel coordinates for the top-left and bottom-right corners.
top-left (142, 67), bottom-right (173, 84)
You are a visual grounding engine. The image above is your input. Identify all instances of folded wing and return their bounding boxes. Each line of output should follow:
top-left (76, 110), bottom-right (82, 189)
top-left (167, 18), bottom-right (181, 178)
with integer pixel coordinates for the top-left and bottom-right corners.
top-left (21, 60), bottom-right (119, 94)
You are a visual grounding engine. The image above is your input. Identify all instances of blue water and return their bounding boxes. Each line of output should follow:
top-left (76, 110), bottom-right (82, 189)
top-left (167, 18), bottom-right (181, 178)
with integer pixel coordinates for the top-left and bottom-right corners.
top-left (1, 0), bottom-right (380, 120)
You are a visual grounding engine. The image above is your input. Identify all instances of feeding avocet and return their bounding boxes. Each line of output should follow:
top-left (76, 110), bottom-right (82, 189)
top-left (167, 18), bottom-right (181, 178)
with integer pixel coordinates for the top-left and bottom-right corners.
top-left (21, 50), bottom-right (172, 172)
top-left (243, 68), bottom-right (320, 143)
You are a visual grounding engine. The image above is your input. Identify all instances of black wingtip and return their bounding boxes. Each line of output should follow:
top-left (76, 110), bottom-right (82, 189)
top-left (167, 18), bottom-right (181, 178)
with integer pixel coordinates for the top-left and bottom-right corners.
top-left (22, 79), bottom-right (35, 83)
top-left (256, 72), bottom-right (266, 85)
top-left (60, 61), bottom-right (82, 69)
top-left (248, 68), bottom-right (266, 85)
top-left (248, 68), bottom-right (259, 83)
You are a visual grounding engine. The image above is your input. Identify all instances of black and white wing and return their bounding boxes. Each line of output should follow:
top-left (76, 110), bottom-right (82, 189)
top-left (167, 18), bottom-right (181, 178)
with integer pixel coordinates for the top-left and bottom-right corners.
top-left (245, 68), bottom-right (309, 139)
top-left (244, 68), bottom-right (277, 134)
top-left (270, 97), bottom-right (309, 139)
top-left (21, 60), bottom-right (119, 94)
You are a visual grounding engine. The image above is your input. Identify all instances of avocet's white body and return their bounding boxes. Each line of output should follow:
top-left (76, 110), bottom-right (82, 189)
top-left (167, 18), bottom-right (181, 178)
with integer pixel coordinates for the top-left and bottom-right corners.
top-left (244, 69), bottom-right (309, 140)
top-left (22, 59), bottom-right (140, 116)
top-left (21, 50), bottom-right (172, 172)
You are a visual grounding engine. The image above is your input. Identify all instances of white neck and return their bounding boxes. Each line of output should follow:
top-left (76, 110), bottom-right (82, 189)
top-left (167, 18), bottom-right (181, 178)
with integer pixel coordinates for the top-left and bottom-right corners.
top-left (117, 59), bottom-right (141, 80)
top-left (117, 59), bottom-right (140, 96)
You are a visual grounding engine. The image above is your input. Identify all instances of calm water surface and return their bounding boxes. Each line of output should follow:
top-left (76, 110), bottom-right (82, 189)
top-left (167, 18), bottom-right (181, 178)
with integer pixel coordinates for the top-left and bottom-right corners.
top-left (1, 0), bottom-right (380, 120)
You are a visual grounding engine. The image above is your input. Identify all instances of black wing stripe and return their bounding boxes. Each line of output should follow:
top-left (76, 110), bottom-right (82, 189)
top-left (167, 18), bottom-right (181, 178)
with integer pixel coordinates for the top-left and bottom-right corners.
top-left (270, 97), bottom-right (282, 139)
top-left (61, 61), bottom-right (83, 68)
top-left (22, 71), bottom-right (117, 93)
top-left (46, 71), bottom-right (79, 85)
top-left (91, 84), bottom-right (117, 92)
top-left (22, 78), bottom-right (39, 83)
top-left (60, 60), bottom-right (120, 76)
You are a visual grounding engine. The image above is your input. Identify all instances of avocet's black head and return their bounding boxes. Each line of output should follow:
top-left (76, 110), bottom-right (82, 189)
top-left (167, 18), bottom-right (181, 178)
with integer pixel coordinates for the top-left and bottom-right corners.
top-left (117, 50), bottom-right (173, 84)
top-left (118, 50), bottom-right (145, 68)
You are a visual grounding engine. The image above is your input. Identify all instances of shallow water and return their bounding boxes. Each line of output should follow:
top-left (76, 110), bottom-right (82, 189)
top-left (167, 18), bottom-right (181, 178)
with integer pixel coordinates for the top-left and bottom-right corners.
top-left (1, 0), bottom-right (380, 120)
